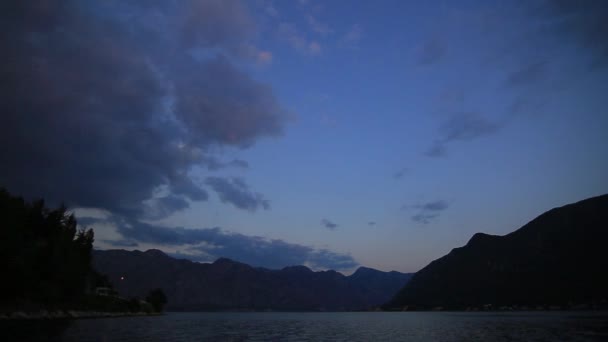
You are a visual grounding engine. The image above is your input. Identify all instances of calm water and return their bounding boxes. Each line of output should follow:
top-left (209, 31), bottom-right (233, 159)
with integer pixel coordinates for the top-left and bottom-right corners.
top-left (4, 312), bottom-right (608, 341)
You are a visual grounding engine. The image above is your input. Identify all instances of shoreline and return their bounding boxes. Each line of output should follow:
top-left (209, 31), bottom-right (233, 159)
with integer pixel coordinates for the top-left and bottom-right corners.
top-left (0, 310), bottom-right (163, 320)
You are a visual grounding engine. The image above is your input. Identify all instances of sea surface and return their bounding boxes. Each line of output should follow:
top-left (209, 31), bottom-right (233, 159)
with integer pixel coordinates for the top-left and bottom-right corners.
top-left (4, 311), bottom-right (608, 341)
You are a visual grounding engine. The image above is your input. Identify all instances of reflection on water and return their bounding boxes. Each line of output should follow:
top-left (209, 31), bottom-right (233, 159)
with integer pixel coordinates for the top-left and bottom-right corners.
top-left (3, 312), bottom-right (608, 341)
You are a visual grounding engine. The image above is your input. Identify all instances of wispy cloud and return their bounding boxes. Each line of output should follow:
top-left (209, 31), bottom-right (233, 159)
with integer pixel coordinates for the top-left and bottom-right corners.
top-left (426, 112), bottom-right (502, 157)
top-left (265, 4), bottom-right (279, 18)
top-left (105, 219), bottom-right (358, 270)
top-left (393, 167), bottom-right (409, 180)
top-left (341, 24), bottom-right (363, 48)
top-left (321, 218), bottom-right (339, 230)
top-left (320, 114), bottom-right (338, 128)
top-left (278, 22), bottom-right (322, 55)
top-left (416, 37), bottom-right (447, 65)
top-left (307, 15), bottom-right (333, 36)
top-left (537, 1), bottom-right (608, 69)
top-left (405, 200), bottom-right (450, 224)
top-left (505, 60), bottom-right (548, 88)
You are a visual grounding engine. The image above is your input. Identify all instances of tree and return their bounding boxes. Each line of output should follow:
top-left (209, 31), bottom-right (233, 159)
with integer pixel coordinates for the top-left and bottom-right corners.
top-left (145, 288), bottom-right (167, 312)
top-left (0, 188), bottom-right (95, 308)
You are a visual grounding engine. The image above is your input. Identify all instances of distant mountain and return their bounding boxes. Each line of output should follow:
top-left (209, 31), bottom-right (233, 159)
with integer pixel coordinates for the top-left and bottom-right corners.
top-left (93, 250), bottom-right (412, 311)
top-left (387, 194), bottom-right (608, 310)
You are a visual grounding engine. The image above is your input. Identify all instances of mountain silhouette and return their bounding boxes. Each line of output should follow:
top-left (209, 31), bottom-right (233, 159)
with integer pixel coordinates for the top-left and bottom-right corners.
top-left (93, 249), bottom-right (412, 311)
top-left (387, 194), bottom-right (608, 310)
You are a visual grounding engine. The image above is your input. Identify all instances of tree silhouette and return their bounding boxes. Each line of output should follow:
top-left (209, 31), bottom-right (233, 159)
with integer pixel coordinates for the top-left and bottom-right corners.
top-left (146, 288), bottom-right (167, 312)
top-left (0, 188), bottom-right (94, 309)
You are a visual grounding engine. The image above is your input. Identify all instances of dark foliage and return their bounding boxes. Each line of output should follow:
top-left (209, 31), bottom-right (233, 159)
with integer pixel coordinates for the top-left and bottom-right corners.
top-left (387, 194), bottom-right (608, 310)
top-left (0, 188), bottom-right (94, 310)
top-left (146, 289), bottom-right (167, 312)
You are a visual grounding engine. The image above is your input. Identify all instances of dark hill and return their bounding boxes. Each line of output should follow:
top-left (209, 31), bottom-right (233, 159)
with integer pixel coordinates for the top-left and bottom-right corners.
top-left (387, 194), bottom-right (608, 310)
top-left (93, 249), bottom-right (412, 311)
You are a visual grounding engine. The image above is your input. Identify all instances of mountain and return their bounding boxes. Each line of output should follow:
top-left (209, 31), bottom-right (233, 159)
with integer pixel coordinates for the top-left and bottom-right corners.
top-left (387, 194), bottom-right (608, 310)
top-left (93, 250), bottom-right (412, 311)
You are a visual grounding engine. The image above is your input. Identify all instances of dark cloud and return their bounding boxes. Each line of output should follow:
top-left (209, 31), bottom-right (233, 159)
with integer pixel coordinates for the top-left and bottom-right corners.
top-left (171, 55), bottom-right (285, 148)
top-left (416, 37), bottom-right (447, 65)
top-left (321, 218), bottom-right (339, 230)
top-left (368, 221), bottom-right (376, 226)
top-left (205, 177), bottom-right (270, 212)
top-left (142, 195), bottom-right (192, 221)
top-left (426, 112), bottom-right (501, 157)
top-left (109, 219), bottom-right (358, 270)
top-left (202, 157), bottom-right (249, 171)
top-left (406, 200), bottom-right (449, 224)
top-left (0, 1), bottom-right (284, 221)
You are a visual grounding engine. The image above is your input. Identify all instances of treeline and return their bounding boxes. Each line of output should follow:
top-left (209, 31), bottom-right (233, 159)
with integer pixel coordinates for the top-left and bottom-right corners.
top-left (0, 188), bottom-right (165, 314)
top-left (0, 189), bottom-right (94, 309)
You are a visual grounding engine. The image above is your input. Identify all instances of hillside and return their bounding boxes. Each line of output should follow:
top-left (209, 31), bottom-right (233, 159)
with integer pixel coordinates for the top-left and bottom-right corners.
top-left (93, 250), bottom-right (412, 311)
top-left (387, 194), bottom-right (608, 310)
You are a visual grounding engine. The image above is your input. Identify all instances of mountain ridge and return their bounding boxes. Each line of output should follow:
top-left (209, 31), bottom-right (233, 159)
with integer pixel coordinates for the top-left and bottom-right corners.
top-left (387, 194), bottom-right (608, 310)
top-left (93, 249), bottom-right (413, 311)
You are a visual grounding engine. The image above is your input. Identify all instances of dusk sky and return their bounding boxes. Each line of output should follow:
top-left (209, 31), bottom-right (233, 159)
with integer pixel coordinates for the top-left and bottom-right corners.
top-left (1, 0), bottom-right (607, 273)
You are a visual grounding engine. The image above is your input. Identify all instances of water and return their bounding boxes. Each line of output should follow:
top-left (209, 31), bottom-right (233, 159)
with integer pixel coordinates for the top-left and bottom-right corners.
top-left (4, 312), bottom-right (608, 341)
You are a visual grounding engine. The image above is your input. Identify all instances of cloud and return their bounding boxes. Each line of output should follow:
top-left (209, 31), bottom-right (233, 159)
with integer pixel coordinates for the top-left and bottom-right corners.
top-left (256, 50), bottom-right (273, 64)
top-left (265, 5), bottom-right (279, 18)
top-left (368, 221), bottom-right (376, 226)
top-left (110, 219), bottom-right (358, 270)
top-left (419, 1), bottom-right (607, 158)
top-left (142, 195), bottom-right (192, 221)
top-left (0, 0), bottom-right (285, 221)
top-left (405, 200), bottom-right (449, 224)
top-left (426, 112), bottom-right (501, 157)
top-left (309, 41), bottom-right (322, 55)
top-left (278, 22), bottom-right (322, 55)
top-left (205, 177), bottom-right (270, 212)
top-left (417, 200), bottom-right (449, 212)
top-left (416, 37), bottom-right (447, 65)
top-left (201, 157), bottom-right (249, 171)
top-left (307, 15), bottom-right (333, 36)
top-left (321, 218), bottom-right (338, 230)
top-left (177, 0), bottom-right (255, 51)
top-left (505, 60), bottom-right (548, 87)
top-left (393, 168), bottom-right (409, 180)
top-left (320, 114), bottom-right (338, 128)
top-left (343, 24), bottom-right (363, 46)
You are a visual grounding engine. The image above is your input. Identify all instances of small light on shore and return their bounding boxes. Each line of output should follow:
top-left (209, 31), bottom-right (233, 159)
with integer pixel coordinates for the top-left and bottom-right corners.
top-left (120, 276), bottom-right (124, 280)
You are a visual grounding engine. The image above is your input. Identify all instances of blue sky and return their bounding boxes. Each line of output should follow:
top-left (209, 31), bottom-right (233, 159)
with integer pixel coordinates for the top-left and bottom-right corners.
top-left (2, 0), bottom-right (607, 273)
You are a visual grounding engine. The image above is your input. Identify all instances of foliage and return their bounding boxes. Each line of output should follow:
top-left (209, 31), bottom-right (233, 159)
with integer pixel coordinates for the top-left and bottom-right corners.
top-left (146, 288), bottom-right (167, 312)
top-left (0, 188), bottom-right (94, 309)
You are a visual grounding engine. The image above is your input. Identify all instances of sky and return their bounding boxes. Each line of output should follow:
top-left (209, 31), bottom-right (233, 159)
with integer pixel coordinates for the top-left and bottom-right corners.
top-left (1, 0), bottom-right (607, 273)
